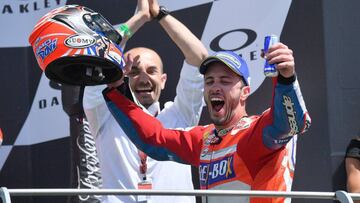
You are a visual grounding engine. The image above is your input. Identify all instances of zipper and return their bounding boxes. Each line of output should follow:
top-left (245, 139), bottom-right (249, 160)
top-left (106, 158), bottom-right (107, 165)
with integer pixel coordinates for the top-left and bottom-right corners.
top-left (205, 145), bottom-right (215, 203)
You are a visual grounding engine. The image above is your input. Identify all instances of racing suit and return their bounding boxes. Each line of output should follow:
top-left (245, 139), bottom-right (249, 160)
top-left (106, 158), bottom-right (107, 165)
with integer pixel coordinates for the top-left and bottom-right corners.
top-left (104, 75), bottom-right (311, 203)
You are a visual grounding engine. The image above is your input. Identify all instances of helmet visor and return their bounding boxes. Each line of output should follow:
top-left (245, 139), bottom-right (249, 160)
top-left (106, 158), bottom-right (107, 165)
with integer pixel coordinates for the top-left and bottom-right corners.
top-left (83, 13), bottom-right (122, 44)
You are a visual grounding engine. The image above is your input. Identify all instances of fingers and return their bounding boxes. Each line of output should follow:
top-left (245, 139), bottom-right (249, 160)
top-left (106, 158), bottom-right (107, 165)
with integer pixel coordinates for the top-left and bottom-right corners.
top-left (276, 61), bottom-right (295, 73)
top-left (124, 54), bottom-right (141, 74)
top-left (149, 0), bottom-right (160, 17)
top-left (107, 54), bottom-right (139, 88)
top-left (137, 0), bottom-right (149, 12)
top-left (266, 49), bottom-right (294, 65)
top-left (264, 43), bottom-right (295, 77)
top-left (124, 54), bottom-right (134, 74)
top-left (265, 43), bottom-right (292, 61)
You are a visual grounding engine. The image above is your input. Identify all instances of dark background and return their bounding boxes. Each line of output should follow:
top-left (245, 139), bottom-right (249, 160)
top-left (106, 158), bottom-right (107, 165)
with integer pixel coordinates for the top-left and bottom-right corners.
top-left (0, 0), bottom-right (360, 202)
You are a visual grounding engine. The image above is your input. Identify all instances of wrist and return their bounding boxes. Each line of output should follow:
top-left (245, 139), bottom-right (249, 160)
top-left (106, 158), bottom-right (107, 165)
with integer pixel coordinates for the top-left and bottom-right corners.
top-left (277, 73), bottom-right (296, 85)
top-left (279, 71), bottom-right (295, 78)
top-left (154, 6), bottom-right (169, 21)
top-left (137, 11), bottom-right (151, 23)
top-left (116, 24), bottom-right (132, 39)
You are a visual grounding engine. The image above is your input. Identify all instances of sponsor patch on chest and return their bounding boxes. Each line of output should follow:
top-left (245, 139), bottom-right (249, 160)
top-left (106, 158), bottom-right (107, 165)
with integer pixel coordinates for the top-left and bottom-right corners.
top-left (199, 154), bottom-right (235, 187)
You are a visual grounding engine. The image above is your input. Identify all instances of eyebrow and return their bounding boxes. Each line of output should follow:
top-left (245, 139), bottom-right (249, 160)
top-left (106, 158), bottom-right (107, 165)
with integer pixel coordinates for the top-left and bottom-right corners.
top-left (148, 65), bottom-right (158, 70)
top-left (205, 75), bottom-right (232, 80)
top-left (148, 65), bottom-right (162, 73)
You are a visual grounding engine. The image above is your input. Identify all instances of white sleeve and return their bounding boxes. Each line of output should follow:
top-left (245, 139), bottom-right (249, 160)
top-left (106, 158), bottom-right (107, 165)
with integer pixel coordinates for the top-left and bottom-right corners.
top-left (172, 61), bottom-right (204, 126)
top-left (83, 85), bottom-right (111, 138)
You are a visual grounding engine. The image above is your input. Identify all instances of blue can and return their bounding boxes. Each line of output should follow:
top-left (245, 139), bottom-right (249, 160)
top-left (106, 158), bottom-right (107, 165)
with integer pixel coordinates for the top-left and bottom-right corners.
top-left (264, 35), bottom-right (279, 77)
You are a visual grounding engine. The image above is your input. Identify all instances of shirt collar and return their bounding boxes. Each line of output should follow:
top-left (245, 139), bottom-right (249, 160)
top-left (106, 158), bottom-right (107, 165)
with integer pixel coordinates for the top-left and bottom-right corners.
top-left (146, 101), bottom-right (160, 116)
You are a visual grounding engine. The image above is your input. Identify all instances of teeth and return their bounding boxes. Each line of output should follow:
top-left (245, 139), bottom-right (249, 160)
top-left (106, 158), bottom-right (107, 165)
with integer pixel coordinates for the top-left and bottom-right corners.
top-left (210, 98), bottom-right (223, 102)
top-left (137, 87), bottom-right (152, 91)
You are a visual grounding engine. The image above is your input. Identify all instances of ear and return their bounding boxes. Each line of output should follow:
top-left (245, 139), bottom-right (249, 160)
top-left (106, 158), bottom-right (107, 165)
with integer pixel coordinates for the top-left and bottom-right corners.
top-left (240, 86), bottom-right (250, 101)
top-left (160, 73), bottom-right (167, 90)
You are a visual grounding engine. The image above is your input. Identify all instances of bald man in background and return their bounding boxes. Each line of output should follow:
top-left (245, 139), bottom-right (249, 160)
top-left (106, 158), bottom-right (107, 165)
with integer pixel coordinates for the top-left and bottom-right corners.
top-left (83, 0), bottom-right (208, 202)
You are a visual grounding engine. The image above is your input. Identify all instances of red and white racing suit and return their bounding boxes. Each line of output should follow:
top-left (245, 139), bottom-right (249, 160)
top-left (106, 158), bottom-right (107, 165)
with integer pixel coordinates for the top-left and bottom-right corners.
top-left (103, 76), bottom-right (311, 203)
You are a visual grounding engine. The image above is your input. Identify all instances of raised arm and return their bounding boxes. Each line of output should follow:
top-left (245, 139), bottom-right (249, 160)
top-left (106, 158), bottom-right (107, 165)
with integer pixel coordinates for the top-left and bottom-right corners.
top-left (103, 87), bottom-right (204, 166)
top-left (84, 0), bottom-right (150, 134)
top-left (149, 0), bottom-right (208, 66)
top-left (261, 43), bottom-right (311, 149)
top-left (118, 0), bottom-right (151, 48)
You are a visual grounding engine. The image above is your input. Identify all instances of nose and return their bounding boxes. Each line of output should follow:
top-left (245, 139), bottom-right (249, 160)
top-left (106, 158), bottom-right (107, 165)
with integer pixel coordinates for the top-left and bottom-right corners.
top-left (208, 83), bottom-right (221, 94)
top-left (138, 71), bottom-right (149, 80)
top-left (137, 71), bottom-right (151, 85)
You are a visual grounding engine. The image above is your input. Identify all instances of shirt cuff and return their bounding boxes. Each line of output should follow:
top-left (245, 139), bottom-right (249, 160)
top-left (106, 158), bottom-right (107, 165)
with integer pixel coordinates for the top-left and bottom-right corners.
top-left (180, 61), bottom-right (203, 81)
top-left (277, 73), bottom-right (296, 85)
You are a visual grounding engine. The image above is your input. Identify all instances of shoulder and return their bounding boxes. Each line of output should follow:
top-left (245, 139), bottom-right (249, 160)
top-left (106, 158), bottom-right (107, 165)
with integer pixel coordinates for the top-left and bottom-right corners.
top-left (346, 137), bottom-right (360, 160)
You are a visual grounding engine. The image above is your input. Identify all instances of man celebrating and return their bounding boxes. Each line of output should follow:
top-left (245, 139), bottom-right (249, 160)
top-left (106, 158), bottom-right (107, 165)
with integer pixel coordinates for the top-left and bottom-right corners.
top-left (83, 0), bottom-right (207, 202)
top-left (103, 42), bottom-right (311, 203)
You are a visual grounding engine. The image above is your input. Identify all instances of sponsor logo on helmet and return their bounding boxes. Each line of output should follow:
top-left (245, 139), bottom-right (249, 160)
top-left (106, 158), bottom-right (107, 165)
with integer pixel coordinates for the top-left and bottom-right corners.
top-left (108, 49), bottom-right (125, 67)
top-left (36, 38), bottom-right (58, 60)
top-left (64, 34), bottom-right (96, 48)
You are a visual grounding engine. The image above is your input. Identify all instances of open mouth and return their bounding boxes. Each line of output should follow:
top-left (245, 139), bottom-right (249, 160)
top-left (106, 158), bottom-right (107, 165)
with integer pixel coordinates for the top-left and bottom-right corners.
top-left (135, 87), bottom-right (153, 94)
top-left (210, 98), bottom-right (224, 112)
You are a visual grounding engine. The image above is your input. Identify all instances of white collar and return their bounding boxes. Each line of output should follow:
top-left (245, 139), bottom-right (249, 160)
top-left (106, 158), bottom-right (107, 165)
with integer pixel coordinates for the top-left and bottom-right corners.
top-left (146, 101), bottom-right (160, 116)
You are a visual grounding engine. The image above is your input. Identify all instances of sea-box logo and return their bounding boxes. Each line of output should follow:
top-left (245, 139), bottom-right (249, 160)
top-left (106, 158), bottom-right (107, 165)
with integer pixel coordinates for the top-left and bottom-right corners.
top-left (36, 38), bottom-right (57, 60)
top-left (199, 155), bottom-right (235, 186)
top-left (65, 34), bottom-right (96, 48)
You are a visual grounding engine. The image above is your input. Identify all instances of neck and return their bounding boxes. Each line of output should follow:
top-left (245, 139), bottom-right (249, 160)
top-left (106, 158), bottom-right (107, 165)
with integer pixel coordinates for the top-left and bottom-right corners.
top-left (214, 111), bottom-right (247, 131)
top-left (144, 101), bottom-right (160, 116)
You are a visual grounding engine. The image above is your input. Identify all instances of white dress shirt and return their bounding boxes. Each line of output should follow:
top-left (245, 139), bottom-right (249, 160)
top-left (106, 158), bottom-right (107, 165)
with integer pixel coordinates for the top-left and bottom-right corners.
top-left (83, 62), bottom-right (203, 203)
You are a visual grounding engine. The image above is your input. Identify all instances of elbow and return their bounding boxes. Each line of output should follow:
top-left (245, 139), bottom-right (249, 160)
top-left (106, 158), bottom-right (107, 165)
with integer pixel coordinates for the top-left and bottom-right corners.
top-left (286, 111), bottom-right (311, 136)
top-left (196, 50), bottom-right (209, 67)
top-left (185, 49), bottom-right (209, 67)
